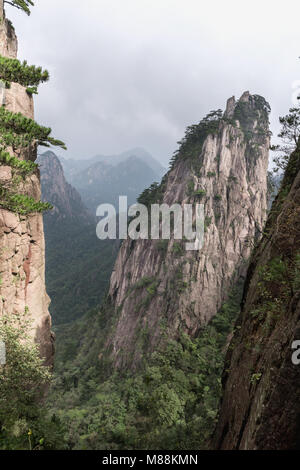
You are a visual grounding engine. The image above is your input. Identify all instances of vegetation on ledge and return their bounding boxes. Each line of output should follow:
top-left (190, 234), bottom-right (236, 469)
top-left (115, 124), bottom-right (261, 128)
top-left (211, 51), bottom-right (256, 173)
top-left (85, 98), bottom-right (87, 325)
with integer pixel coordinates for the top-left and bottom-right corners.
top-left (0, 311), bottom-right (64, 450)
top-left (0, 188), bottom-right (53, 214)
top-left (0, 55), bottom-right (49, 92)
top-left (0, 149), bottom-right (37, 174)
top-left (170, 109), bottom-right (223, 169)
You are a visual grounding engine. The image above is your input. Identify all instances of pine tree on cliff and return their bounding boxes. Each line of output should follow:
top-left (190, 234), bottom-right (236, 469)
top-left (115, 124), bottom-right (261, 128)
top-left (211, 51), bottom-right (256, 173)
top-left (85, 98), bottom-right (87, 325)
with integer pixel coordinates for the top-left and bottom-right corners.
top-left (4, 0), bottom-right (34, 16)
top-left (0, 0), bottom-right (66, 214)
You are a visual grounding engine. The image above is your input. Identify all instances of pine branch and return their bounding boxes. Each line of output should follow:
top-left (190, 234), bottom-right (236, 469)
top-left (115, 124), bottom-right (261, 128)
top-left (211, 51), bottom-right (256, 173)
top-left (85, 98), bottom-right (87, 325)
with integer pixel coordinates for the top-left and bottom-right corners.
top-left (4, 0), bottom-right (34, 16)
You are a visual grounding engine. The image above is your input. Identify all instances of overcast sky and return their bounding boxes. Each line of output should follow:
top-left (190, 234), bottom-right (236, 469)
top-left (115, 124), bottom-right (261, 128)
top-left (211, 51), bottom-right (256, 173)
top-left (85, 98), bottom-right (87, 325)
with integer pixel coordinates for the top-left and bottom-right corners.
top-left (7, 0), bottom-right (300, 166)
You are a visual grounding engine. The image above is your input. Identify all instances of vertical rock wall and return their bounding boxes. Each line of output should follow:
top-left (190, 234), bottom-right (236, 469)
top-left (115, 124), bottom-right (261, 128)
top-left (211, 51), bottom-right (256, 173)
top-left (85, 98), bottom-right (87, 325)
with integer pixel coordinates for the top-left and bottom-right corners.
top-left (0, 4), bottom-right (54, 366)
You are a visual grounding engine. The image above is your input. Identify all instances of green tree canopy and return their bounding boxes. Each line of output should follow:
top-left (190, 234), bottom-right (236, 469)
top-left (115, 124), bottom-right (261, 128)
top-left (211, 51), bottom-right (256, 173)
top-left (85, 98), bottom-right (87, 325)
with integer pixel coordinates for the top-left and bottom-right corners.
top-left (271, 100), bottom-right (300, 172)
top-left (0, 312), bottom-right (51, 443)
top-left (4, 0), bottom-right (34, 16)
top-left (0, 56), bottom-right (49, 91)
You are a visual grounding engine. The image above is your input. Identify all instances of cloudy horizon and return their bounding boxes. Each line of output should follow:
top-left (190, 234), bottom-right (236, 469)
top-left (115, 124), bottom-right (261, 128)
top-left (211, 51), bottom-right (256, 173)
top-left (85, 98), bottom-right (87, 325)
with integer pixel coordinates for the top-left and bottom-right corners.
top-left (7, 0), bottom-right (300, 166)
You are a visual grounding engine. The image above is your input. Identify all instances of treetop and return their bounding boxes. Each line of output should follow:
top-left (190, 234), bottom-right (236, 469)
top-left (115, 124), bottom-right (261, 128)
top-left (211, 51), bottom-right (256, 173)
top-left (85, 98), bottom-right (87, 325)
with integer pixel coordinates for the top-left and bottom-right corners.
top-left (4, 0), bottom-right (34, 16)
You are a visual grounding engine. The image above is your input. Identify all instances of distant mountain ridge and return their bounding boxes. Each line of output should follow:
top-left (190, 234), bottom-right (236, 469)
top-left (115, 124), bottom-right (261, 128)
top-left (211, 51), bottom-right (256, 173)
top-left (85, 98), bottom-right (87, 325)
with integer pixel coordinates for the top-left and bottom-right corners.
top-left (72, 155), bottom-right (160, 212)
top-left (59, 147), bottom-right (166, 185)
top-left (37, 151), bottom-right (92, 223)
top-left (38, 151), bottom-right (118, 325)
top-left (91, 147), bottom-right (166, 177)
top-left (57, 148), bottom-right (166, 213)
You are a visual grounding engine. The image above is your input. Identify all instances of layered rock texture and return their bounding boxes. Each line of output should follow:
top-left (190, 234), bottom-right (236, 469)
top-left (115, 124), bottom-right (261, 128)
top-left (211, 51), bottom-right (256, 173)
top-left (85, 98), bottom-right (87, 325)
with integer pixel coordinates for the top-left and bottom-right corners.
top-left (106, 92), bottom-right (270, 370)
top-left (0, 5), bottom-right (54, 365)
top-left (214, 143), bottom-right (300, 450)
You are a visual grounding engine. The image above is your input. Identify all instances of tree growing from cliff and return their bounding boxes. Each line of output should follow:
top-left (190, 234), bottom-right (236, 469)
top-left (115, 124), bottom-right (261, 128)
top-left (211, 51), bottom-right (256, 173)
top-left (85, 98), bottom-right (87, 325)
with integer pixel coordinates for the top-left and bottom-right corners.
top-left (271, 100), bottom-right (300, 172)
top-left (169, 109), bottom-right (223, 169)
top-left (4, 0), bottom-right (34, 16)
top-left (0, 107), bottom-right (67, 154)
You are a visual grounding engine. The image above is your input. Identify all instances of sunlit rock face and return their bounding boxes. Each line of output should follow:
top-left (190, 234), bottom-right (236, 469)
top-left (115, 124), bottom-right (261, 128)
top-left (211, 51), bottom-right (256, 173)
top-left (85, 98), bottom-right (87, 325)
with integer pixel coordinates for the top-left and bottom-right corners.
top-left (0, 4), bottom-right (54, 366)
top-left (105, 92), bottom-right (270, 371)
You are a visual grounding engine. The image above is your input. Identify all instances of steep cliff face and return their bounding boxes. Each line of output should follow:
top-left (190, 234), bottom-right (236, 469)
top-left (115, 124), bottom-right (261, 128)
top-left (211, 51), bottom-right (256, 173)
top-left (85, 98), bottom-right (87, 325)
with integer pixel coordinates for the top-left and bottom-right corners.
top-left (106, 92), bottom-right (270, 370)
top-left (213, 144), bottom-right (300, 450)
top-left (59, 147), bottom-right (165, 188)
top-left (0, 5), bottom-right (54, 366)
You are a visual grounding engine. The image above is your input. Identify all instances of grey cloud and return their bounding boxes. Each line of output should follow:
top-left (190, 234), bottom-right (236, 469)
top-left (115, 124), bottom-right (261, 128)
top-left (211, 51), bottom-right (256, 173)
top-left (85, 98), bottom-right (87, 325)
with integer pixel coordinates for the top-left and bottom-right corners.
top-left (7, 0), bottom-right (300, 166)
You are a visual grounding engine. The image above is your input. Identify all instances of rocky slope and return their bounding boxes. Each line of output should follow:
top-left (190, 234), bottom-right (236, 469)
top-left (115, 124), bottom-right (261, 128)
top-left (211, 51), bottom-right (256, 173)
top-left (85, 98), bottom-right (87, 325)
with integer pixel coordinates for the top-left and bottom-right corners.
top-left (213, 143), bottom-right (300, 450)
top-left (105, 92), bottom-right (271, 370)
top-left (0, 3), bottom-right (53, 365)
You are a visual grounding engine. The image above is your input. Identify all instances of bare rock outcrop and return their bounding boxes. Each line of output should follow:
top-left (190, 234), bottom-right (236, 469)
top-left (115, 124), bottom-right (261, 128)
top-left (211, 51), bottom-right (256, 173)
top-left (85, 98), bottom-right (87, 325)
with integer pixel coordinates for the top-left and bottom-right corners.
top-left (105, 93), bottom-right (270, 370)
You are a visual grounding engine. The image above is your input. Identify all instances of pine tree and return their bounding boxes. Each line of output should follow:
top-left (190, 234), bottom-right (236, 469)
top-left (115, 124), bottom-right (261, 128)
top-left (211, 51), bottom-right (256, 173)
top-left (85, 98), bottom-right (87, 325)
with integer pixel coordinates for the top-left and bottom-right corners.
top-left (0, 1), bottom-right (66, 215)
top-left (4, 0), bottom-right (34, 16)
top-left (271, 99), bottom-right (300, 172)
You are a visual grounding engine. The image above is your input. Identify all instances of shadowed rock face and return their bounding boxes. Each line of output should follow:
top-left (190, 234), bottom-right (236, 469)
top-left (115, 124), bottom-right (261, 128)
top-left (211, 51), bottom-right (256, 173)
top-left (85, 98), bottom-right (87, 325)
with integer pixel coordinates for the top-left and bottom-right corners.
top-left (213, 144), bottom-right (300, 450)
top-left (37, 151), bottom-right (119, 326)
top-left (0, 5), bottom-right (54, 367)
top-left (105, 92), bottom-right (270, 371)
top-left (38, 151), bottom-right (91, 223)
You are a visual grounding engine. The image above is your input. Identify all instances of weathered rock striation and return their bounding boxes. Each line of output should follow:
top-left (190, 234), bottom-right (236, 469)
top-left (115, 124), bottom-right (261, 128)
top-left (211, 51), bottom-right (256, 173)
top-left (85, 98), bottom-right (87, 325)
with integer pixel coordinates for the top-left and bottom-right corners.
top-left (105, 92), bottom-right (271, 370)
top-left (0, 3), bottom-right (54, 366)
